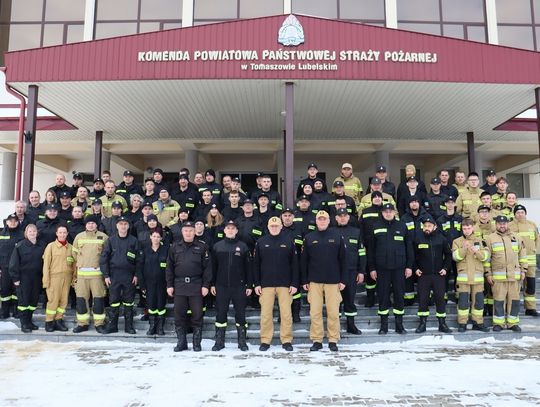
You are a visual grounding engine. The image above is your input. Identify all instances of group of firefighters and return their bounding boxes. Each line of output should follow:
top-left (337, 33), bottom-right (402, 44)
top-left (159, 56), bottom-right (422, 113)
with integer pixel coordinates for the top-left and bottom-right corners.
top-left (0, 162), bottom-right (538, 352)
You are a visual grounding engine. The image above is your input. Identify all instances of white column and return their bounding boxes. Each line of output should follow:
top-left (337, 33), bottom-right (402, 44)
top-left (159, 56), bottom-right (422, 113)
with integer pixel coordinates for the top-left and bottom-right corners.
top-left (101, 151), bottom-right (111, 173)
top-left (385, 0), bottom-right (398, 29)
top-left (284, 0), bottom-right (292, 14)
top-left (83, 0), bottom-right (96, 41)
top-left (485, 0), bottom-right (499, 44)
top-left (185, 150), bottom-right (199, 177)
top-left (182, 0), bottom-right (194, 27)
top-left (1, 152), bottom-right (16, 200)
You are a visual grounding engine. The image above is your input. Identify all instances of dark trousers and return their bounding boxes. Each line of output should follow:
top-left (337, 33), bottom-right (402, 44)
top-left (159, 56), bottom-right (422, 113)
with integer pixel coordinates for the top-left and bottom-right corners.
top-left (174, 295), bottom-right (203, 328)
top-left (377, 268), bottom-right (405, 315)
top-left (0, 265), bottom-right (15, 303)
top-left (144, 276), bottom-right (167, 312)
top-left (215, 285), bottom-right (247, 326)
top-left (17, 274), bottom-right (42, 311)
top-left (417, 274), bottom-right (446, 316)
top-left (109, 279), bottom-right (136, 307)
top-left (341, 270), bottom-right (358, 316)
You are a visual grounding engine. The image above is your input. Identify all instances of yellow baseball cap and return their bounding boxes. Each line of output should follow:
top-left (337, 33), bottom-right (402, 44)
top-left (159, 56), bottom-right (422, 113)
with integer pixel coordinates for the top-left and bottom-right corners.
top-left (316, 210), bottom-right (330, 219)
top-left (268, 216), bottom-right (282, 227)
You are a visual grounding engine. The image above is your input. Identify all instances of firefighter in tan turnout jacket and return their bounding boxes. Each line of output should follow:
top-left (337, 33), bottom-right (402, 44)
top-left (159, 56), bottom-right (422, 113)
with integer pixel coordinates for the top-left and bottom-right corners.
top-left (451, 218), bottom-right (489, 332)
top-left (509, 205), bottom-right (539, 316)
top-left (484, 215), bottom-right (528, 332)
top-left (71, 215), bottom-right (109, 333)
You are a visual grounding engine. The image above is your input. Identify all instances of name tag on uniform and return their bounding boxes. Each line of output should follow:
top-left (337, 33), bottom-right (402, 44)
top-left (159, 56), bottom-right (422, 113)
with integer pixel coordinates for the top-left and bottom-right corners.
top-left (328, 239), bottom-right (335, 243)
top-left (280, 244), bottom-right (287, 248)
top-left (394, 236), bottom-right (404, 241)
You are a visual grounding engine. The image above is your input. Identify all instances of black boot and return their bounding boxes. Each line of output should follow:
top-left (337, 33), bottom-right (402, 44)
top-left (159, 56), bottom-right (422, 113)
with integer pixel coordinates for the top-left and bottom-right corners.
top-left (395, 315), bottom-right (407, 334)
top-left (140, 308), bottom-right (149, 322)
top-left (237, 325), bottom-right (248, 351)
top-left (54, 319), bottom-right (68, 332)
top-left (346, 316), bottom-right (361, 335)
top-left (73, 324), bottom-right (89, 333)
top-left (292, 300), bottom-right (301, 323)
top-left (156, 316), bottom-right (166, 336)
top-left (174, 327), bottom-right (188, 352)
top-left (438, 317), bottom-right (452, 333)
top-left (20, 311), bottom-right (32, 333)
top-left (0, 300), bottom-right (10, 319)
top-left (193, 327), bottom-right (203, 352)
top-left (458, 324), bottom-right (467, 332)
top-left (472, 322), bottom-right (489, 332)
top-left (378, 315), bottom-right (388, 335)
top-left (212, 327), bottom-right (226, 351)
top-left (365, 289), bottom-right (375, 308)
top-left (415, 316), bottom-right (427, 333)
top-left (124, 307), bottom-right (136, 334)
top-left (45, 321), bottom-right (55, 332)
top-left (29, 311), bottom-right (39, 330)
top-left (102, 307), bottom-right (119, 334)
top-left (525, 309), bottom-right (539, 317)
top-left (146, 315), bottom-right (157, 336)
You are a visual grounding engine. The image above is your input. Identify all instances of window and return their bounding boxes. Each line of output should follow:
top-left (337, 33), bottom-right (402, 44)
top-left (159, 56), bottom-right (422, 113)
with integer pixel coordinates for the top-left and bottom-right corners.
top-left (292, 0), bottom-right (338, 19)
top-left (496, 0), bottom-right (539, 50)
top-left (95, 0), bottom-right (182, 38)
top-left (397, 0), bottom-right (487, 40)
top-left (340, 0), bottom-right (385, 21)
top-left (240, 0), bottom-right (282, 18)
top-left (6, 0), bottom-right (85, 50)
top-left (506, 173), bottom-right (525, 197)
top-left (194, 0), bottom-right (238, 20)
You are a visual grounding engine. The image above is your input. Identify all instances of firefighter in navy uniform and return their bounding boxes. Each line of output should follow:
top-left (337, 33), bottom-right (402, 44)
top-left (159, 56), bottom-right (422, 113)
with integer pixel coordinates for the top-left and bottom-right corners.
top-left (37, 204), bottom-right (66, 246)
top-left (293, 195), bottom-right (316, 236)
top-left (359, 192), bottom-right (384, 308)
top-left (254, 216), bottom-right (299, 351)
top-left (436, 196), bottom-right (463, 296)
top-left (9, 224), bottom-right (46, 332)
top-left (401, 195), bottom-right (429, 305)
top-left (236, 199), bottom-right (263, 252)
top-left (116, 170), bottom-right (144, 202)
top-left (100, 216), bottom-right (143, 334)
top-left (280, 207), bottom-right (304, 323)
top-left (366, 203), bottom-right (414, 335)
top-left (166, 221), bottom-right (212, 352)
top-left (211, 220), bottom-right (253, 352)
top-left (0, 214), bottom-right (25, 319)
top-left (413, 216), bottom-right (453, 334)
top-left (301, 210), bottom-right (347, 352)
top-left (140, 228), bottom-right (169, 336)
top-left (334, 208), bottom-right (366, 335)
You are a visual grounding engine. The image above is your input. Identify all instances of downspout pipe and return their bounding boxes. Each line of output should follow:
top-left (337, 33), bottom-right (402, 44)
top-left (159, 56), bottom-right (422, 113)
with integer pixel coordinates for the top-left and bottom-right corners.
top-left (0, 66), bottom-right (25, 201)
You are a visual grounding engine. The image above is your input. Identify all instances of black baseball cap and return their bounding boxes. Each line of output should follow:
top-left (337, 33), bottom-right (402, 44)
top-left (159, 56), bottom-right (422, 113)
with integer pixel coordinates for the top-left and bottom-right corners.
top-left (382, 203), bottom-right (395, 211)
top-left (423, 216), bottom-right (436, 225)
top-left (370, 178), bottom-right (382, 185)
top-left (116, 216), bottom-right (130, 223)
top-left (408, 195), bottom-right (420, 203)
top-left (307, 163), bottom-right (318, 170)
top-left (178, 174), bottom-right (189, 181)
top-left (430, 177), bottom-right (441, 185)
top-left (147, 214), bottom-right (158, 222)
top-left (59, 191), bottom-right (71, 199)
top-left (111, 201), bottom-right (123, 209)
top-left (73, 172), bottom-right (83, 180)
top-left (6, 213), bottom-right (18, 221)
top-left (258, 193), bottom-right (269, 200)
top-left (153, 168), bottom-right (164, 175)
top-left (477, 205), bottom-right (491, 212)
top-left (494, 215), bottom-right (508, 223)
top-left (46, 203), bottom-right (59, 211)
top-left (298, 195), bottom-right (310, 201)
top-left (445, 196), bottom-right (456, 203)
top-left (406, 176), bottom-right (418, 182)
top-left (224, 219), bottom-right (238, 228)
top-left (281, 207), bottom-right (294, 215)
top-left (123, 170), bottom-right (134, 177)
top-left (376, 165), bottom-right (386, 172)
top-left (242, 199), bottom-right (254, 205)
top-left (336, 208), bottom-right (348, 216)
top-left (487, 169), bottom-right (496, 176)
top-left (92, 199), bottom-right (102, 206)
top-left (182, 221), bottom-right (195, 228)
top-left (205, 169), bottom-right (216, 178)
top-left (93, 178), bottom-right (104, 184)
top-left (142, 201), bottom-right (153, 208)
top-left (333, 180), bottom-right (344, 187)
top-left (514, 204), bottom-right (527, 214)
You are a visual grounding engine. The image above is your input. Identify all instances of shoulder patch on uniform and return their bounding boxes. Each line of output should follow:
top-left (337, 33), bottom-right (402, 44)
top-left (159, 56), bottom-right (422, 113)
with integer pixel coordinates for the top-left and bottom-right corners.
top-left (280, 244), bottom-right (287, 248)
top-left (97, 236), bottom-right (104, 240)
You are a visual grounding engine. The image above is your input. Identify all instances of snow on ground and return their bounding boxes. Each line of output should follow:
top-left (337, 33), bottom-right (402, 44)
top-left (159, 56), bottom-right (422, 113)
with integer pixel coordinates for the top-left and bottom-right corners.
top-left (1, 335), bottom-right (539, 406)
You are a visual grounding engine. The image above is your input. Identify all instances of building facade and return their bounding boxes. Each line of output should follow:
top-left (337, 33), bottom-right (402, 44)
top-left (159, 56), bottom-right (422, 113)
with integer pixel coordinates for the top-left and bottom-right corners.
top-left (0, 0), bottom-right (539, 200)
